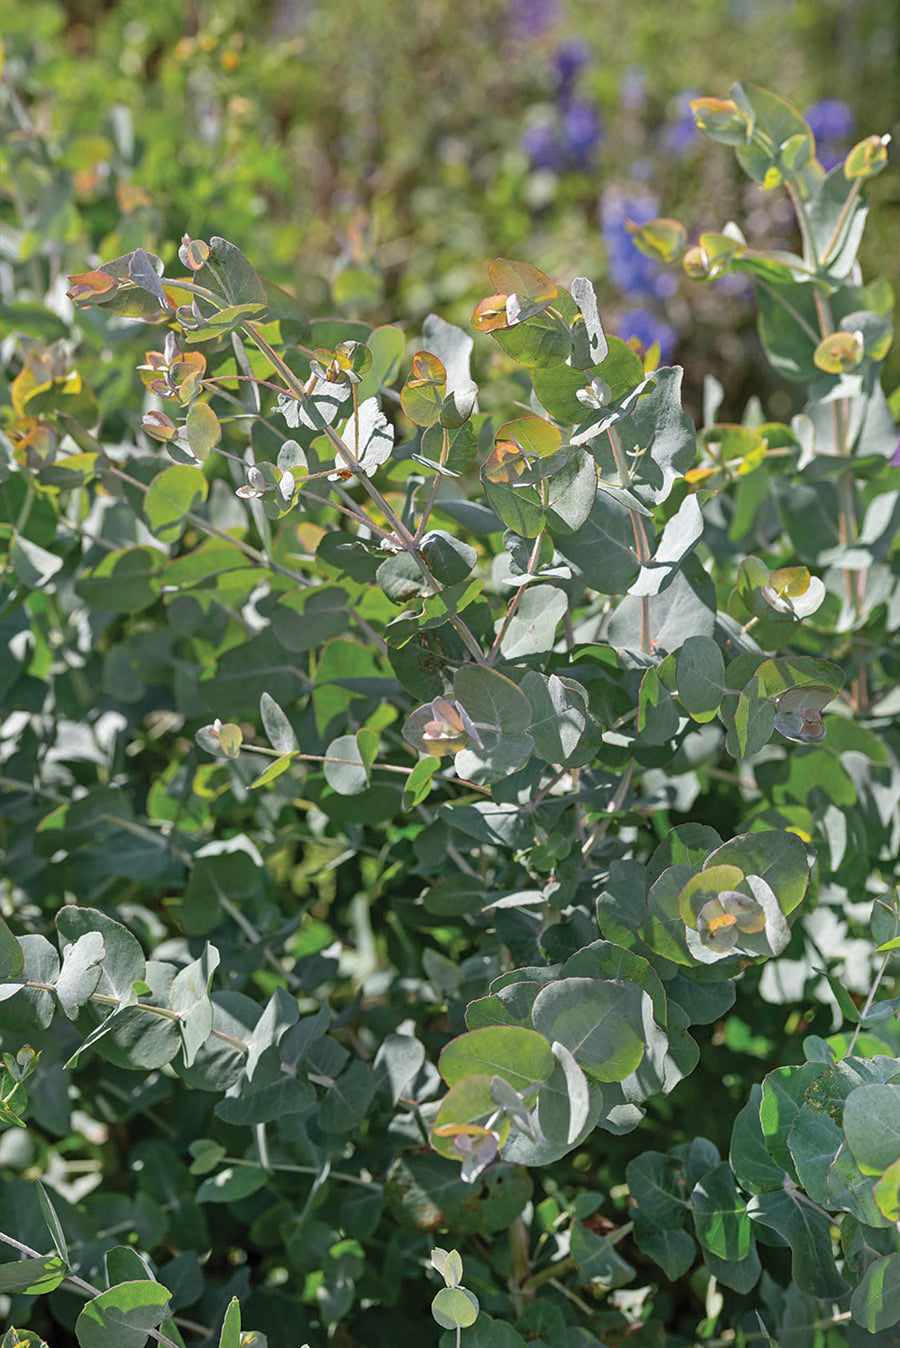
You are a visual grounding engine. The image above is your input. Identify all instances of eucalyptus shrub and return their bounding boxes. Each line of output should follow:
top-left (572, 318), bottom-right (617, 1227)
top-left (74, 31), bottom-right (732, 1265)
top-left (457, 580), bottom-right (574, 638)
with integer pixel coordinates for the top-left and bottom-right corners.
top-left (2, 84), bottom-right (900, 1346)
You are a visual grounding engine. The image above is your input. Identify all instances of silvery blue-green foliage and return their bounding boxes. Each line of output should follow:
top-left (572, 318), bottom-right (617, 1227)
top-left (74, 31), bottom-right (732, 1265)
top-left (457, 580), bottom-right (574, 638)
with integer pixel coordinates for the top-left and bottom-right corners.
top-left (1, 83), bottom-right (900, 1347)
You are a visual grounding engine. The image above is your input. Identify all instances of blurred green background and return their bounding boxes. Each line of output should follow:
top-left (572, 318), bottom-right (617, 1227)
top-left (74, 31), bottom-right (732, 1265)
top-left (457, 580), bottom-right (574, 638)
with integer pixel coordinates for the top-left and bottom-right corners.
top-left (2, 0), bottom-right (899, 420)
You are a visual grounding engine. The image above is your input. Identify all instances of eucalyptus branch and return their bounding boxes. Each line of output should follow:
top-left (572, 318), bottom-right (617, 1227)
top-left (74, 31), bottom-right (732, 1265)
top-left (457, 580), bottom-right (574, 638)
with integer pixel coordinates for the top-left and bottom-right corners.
top-left (821, 176), bottom-right (863, 266)
top-left (240, 320), bottom-right (489, 665)
top-left (413, 427), bottom-right (450, 542)
top-left (843, 945), bottom-right (894, 1058)
top-left (0, 1231), bottom-right (184, 1348)
top-left (487, 532), bottom-right (545, 664)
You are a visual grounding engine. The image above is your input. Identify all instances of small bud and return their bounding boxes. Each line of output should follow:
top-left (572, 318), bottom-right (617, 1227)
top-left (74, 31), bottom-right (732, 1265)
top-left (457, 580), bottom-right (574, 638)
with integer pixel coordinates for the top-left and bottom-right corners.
top-left (690, 96), bottom-right (752, 146)
top-left (844, 133), bottom-right (890, 181)
top-left (142, 410), bottom-right (178, 442)
top-left (179, 235), bottom-right (211, 270)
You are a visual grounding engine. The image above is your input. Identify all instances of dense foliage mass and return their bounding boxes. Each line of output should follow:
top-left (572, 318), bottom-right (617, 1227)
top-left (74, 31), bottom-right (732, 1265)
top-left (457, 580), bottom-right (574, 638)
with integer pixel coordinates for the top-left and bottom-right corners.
top-left (2, 43), bottom-right (900, 1348)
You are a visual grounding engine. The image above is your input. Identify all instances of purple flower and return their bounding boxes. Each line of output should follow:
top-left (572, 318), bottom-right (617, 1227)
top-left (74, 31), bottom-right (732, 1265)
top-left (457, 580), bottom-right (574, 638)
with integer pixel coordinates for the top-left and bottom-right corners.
top-left (618, 307), bottom-right (678, 364)
top-left (660, 90), bottom-right (700, 157)
top-left (620, 66), bottom-right (646, 112)
top-left (804, 98), bottom-right (855, 145)
top-left (804, 99), bottom-right (855, 171)
top-left (600, 187), bottom-right (677, 300)
top-left (890, 433), bottom-right (900, 467)
top-left (562, 99), bottom-right (603, 168)
top-left (553, 38), bottom-right (590, 93)
top-left (509, 0), bottom-right (560, 38)
top-left (522, 120), bottom-right (566, 172)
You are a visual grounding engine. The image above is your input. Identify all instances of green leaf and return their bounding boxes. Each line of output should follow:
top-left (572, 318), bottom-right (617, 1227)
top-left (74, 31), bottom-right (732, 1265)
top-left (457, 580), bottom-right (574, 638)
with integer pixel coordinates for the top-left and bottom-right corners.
top-left (323, 732), bottom-right (370, 795)
top-left (439, 1027), bottom-right (555, 1093)
top-left (759, 1063), bottom-right (828, 1177)
top-left (336, 396), bottom-right (394, 475)
top-left (439, 1314), bottom-right (526, 1348)
top-left (249, 752), bottom-right (298, 789)
top-left (700, 1241), bottom-right (762, 1295)
top-left (56, 907), bottom-right (145, 1006)
top-left (638, 663), bottom-right (679, 745)
top-left (543, 449), bottom-right (598, 536)
top-left (420, 530), bottom-right (477, 585)
top-left (144, 466), bottom-right (208, 543)
top-left (402, 755), bottom-right (441, 810)
top-left (676, 636), bottom-right (725, 722)
top-left (538, 1041), bottom-right (592, 1149)
top-left (627, 1151), bottom-right (690, 1228)
top-left (453, 666), bottom-right (532, 735)
top-left (0, 935), bottom-right (58, 1033)
top-left (633, 1218), bottom-right (696, 1280)
top-left (432, 1288), bottom-right (479, 1331)
top-left (0, 914), bottom-right (24, 981)
top-left (76, 546), bottom-right (166, 613)
top-left (55, 930), bottom-right (105, 1019)
top-left (194, 236), bottom-right (267, 314)
top-left (531, 978), bottom-right (647, 1082)
top-left (493, 308), bottom-right (573, 369)
top-left (10, 535), bottom-right (64, 589)
top-left (555, 493), bottom-right (641, 595)
top-left (218, 1297), bottom-right (241, 1348)
top-left (787, 1104), bottom-right (843, 1207)
top-left (619, 367), bottom-right (696, 506)
top-left (851, 1253), bottom-right (900, 1332)
top-left (105, 1247), bottom-right (153, 1287)
top-left (481, 478), bottom-right (544, 538)
top-left (843, 1084), bottom-right (900, 1175)
top-left (196, 1166), bottom-right (270, 1204)
top-left (630, 494), bottom-right (704, 598)
top-left (828, 1141), bottom-right (890, 1227)
top-left (725, 676), bottom-right (775, 757)
top-left (374, 1033), bottom-right (426, 1105)
top-left (203, 630), bottom-right (307, 718)
top-left (499, 586), bottom-right (568, 659)
top-left (184, 403), bottom-right (220, 462)
top-left (272, 585), bottom-right (349, 652)
top-left (570, 1221), bottom-right (635, 1286)
top-left (75, 1280), bottom-right (171, 1348)
top-left (319, 1060), bottom-right (376, 1133)
top-left (170, 943), bottom-right (220, 1067)
top-left (37, 1182), bottom-right (68, 1264)
top-left (0, 1255), bottom-right (67, 1296)
top-left (640, 865), bottom-right (694, 965)
top-left (691, 1162), bottom-right (752, 1260)
top-left (1, 1329), bottom-right (51, 1347)
top-left (627, 216), bottom-right (688, 263)
top-left (401, 351), bottom-right (447, 426)
top-left (521, 672), bottom-right (588, 763)
top-left (748, 1188), bottom-right (849, 1300)
top-left (385, 1153), bottom-right (532, 1236)
top-left (754, 655), bottom-right (845, 700)
top-left (357, 324), bottom-right (406, 400)
top-left (216, 1076), bottom-right (314, 1127)
top-left (707, 830), bottom-right (811, 917)
top-left (844, 134), bottom-right (890, 181)
top-left (531, 363), bottom-right (591, 422)
top-left (259, 691), bottom-right (299, 753)
top-left (874, 1157), bottom-right (900, 1221)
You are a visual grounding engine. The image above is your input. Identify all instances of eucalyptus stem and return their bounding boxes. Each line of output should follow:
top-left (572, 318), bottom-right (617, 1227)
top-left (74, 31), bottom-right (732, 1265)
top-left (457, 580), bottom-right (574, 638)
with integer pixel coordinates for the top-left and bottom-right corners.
top-left (843, 946), bottom-right (894, 1058)
top-left (608, 427), bottom-right (652, 653)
